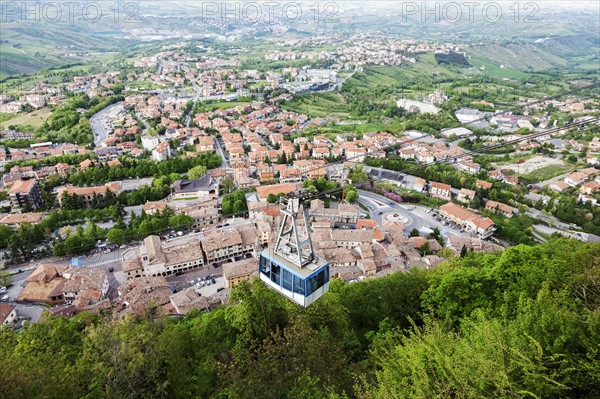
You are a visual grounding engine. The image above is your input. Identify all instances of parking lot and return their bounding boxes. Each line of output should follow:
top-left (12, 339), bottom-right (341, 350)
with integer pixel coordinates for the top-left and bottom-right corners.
top-left (166, 265), bottom-right (225, 294)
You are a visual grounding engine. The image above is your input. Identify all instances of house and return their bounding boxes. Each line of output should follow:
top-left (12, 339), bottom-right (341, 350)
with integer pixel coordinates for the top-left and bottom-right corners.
top-left (577, 194), bottom-right (597, 206)
top-left (107, 159), bottom-right (122, 168)
top-left (485, 200), bottom-right (515, 218)
top-left (0, 303), bottom-right (18, 328)
top-left (430, 182), bottom-right (452, 200)
top-left (152, 142), bottom-right (171, 162)
top-left (170, 173), bottom-right (220, 200)
top-left (143, 200), bottom-right (168, 215)
top-left (184, 207), bottom-right (220, 229)
top-left (0, 212), bottom-right (47, 228)
top-left (79, 159), bottom-right (94, 170)
top-left (55, 162), bottom-right (72, 176)
top-left (62, 267), bottom-right (109, 304)
top-left (456, 161), bottom-right (481, 174)
top-left (170, 288), bottom-right (209, 315)
top-left (549, 181), bottom-right (570, 192)
top-left (17, 264), bottom-right (67, 304)
top-left (439, 203), bottom-right (495, 239)
top-left (115, 276), bottom-right (173, 317)
top-left (412, 178), bottom-right (427, 193)
top-left (586, 155), bottom-right (599, 166)
top-left (564, 172), bottom-right (588, 187)
top-left (310, 199), bottom-right (360, 224)
top-left (196, 136), bottom-right (215, 152)
top-left (456, 188), bottom-right (476, 204)
top-left (223, 258), bottom-right (258, 288)
top-left (9, 179), bottom-right (43, 209)
top-left (476, 180), bottom-right (493, 190)
top-left (580, 181), bottom-right (600, 195)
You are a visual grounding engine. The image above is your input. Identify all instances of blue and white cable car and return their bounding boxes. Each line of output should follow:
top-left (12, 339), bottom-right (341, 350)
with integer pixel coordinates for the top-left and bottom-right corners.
top-left (259, 193), bottom-right (329, 307)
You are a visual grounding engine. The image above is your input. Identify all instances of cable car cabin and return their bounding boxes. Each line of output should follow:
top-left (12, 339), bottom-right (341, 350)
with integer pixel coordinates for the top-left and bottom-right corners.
top-left (259, 251), bottom-right (330, 307)
top-left (258, 193), bottom-right (329, 307)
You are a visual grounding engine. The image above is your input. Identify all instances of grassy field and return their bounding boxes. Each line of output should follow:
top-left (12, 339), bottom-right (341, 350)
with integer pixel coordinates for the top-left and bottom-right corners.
top-left (282, 92), bottom-right (350, 118)
top-left (200, 101), bottom-right (253, 112)
top-left (0, 113), bottom-right (17, 124)
top-left (523, 164), bottom-right (577, 183)
top-left (467, 55), bottom-right (534, 80)
top-left (0, 108), bottom-right (52, 129)
top-left (468, 43), bottom-right (568, 72)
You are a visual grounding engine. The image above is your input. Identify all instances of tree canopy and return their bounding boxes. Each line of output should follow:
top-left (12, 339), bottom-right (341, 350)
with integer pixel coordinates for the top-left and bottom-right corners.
top-left (1, 239), bottom-right (598, 398)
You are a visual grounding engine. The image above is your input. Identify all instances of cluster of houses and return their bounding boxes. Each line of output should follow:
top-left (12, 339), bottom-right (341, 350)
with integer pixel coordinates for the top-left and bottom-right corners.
top-left (266, 35), bottom-right (463, 67)
top-left (548, 167), bottom-right (600, 205)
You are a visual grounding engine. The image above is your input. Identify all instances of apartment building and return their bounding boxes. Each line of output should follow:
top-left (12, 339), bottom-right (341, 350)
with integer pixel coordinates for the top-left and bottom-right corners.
top-left (485, 200), bottom-right (515, 218)
top-left (430, 182), bottom-right (452, 201)
top-left (141, 135), bottom-right (159, 151)
top-left (57, 182), bottom-right (121, 208)
top-left (439, 203), bottom-right (495, 239)
top-left (223, 258), bottom-right (258, 288)
top-left (139, 235), bottom-right (205, 277)
top-left (152, 142), bottom-right (171, 162)
top-left (62, 267), bottom-right (109, 302)
top-left (9, 179), bottom-right (43, 209)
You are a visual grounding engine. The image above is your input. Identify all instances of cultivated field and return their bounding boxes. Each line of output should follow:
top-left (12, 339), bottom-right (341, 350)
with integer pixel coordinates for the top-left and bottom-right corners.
top-left (0, 107), bottom-right (52, 129)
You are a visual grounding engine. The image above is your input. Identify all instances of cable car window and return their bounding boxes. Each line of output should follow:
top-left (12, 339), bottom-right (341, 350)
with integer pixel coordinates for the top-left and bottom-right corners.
top-left (293, 275), bottom-right (305, 295)
top-left (260, 255), bottom-right (270, 276)
top-left (307, 268), bottom-right (327, 295)
top-left (282, 269), bottom-right (293, 291)
top-left (270, 262), bottom-right (281, 286)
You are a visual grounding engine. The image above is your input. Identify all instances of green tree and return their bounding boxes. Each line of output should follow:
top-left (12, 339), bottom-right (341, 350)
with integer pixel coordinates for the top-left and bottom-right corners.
top-left (233, 200), bottom-right (246, 215)
top-left (0, 270), bottom-right (12, 287)
top-left (267, 193), bottom-right (278, 203)
top-left (0, 225), bottom-right (13, 248)
top-left (349, 165), bottom-right (368, 183)
top-left (345, 186), bottom-right (359, 203)
top-left (168, 214), bottom-right (193, 230)
top-left (188, 164), bottom-right (207, 180)
top-left (220, 175), bottom-right (235, 194)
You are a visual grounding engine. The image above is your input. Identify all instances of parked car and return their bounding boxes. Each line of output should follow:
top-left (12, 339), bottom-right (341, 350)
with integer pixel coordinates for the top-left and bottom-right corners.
top-left (1, 295), bottom-right (8, 302)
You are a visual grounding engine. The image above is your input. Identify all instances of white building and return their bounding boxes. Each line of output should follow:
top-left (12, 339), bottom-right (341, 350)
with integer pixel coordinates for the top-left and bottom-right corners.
top-left (152, 142), bottom-right (171, 162)
top-left (141, 135), bottom-right (159, 151)
top-left (0, 303), bottom-right (18, 328)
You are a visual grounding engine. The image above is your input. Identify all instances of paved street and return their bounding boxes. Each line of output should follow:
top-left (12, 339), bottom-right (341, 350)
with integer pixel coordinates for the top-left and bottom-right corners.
top-left (358, 189), bottom-right (468, 240)
top-left (90, 102), bottom-right (124, 147)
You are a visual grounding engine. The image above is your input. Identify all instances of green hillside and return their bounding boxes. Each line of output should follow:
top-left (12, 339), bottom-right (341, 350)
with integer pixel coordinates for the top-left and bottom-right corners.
top-left (1, 238), bottom-right (598, 398)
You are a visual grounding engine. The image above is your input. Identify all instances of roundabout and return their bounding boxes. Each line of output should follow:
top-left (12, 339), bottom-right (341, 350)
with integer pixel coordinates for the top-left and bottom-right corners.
top-left (385, 212), bottom-right (411, 225)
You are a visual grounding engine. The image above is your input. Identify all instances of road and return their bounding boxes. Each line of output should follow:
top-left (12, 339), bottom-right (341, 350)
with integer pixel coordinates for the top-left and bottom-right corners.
top-left (357, 189), bottom-right (470, 240)
top-left (90, 102), bottom-right (124, 147)
top-left (214, 136), bottom-right (229, 170)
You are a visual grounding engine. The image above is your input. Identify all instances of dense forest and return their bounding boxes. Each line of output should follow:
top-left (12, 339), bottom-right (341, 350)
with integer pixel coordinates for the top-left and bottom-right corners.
top-left (0, 239), bottom-right (598, 398)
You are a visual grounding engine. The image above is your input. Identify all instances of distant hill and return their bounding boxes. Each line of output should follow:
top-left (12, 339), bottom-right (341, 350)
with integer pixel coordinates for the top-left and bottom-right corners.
top-left (469, 35), bottom-right (600, 71)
